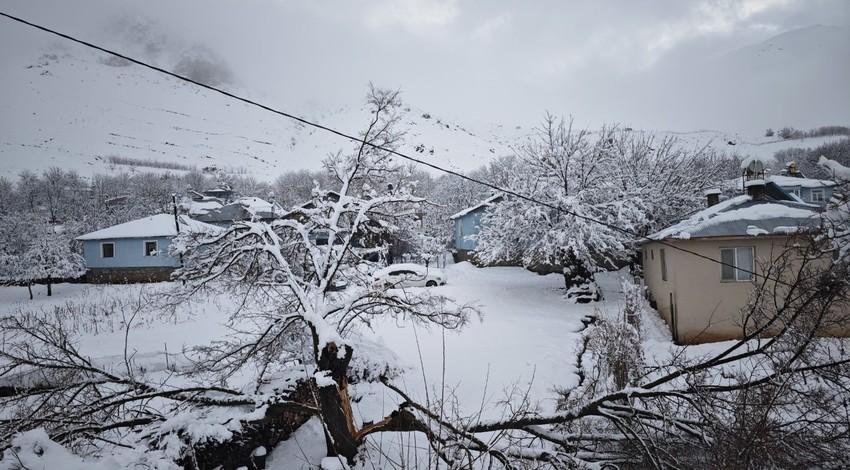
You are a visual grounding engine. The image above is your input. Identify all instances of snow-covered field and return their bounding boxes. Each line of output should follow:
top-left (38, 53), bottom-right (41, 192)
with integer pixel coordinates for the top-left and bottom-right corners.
top-left (0, 262), bottom-right (675, 468)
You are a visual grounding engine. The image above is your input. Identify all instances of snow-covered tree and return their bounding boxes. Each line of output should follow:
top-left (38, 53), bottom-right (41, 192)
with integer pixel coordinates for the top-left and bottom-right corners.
top-left (169, 86), bottom-right (476, 464)
top-left (475, 115), bottom-right (721, 301)
top-left (0, 215), bottom-right (84, 298)
top-left (24, 227), bottom-right (85, 296)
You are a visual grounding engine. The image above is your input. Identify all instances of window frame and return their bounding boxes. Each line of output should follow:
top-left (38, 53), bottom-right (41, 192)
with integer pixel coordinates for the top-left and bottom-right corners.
top-left (101, 242), bottom-right (115, 258)
top-left (143, 240), bottom-right (158, 257)
top-left (720, 246), bottom-right (755, 282)
top-left (811, 188), bottom-right (825, 202)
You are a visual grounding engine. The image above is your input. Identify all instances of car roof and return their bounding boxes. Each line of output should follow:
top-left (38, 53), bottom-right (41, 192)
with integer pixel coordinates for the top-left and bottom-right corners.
top-left (373, 263), bottom-right (429, 276)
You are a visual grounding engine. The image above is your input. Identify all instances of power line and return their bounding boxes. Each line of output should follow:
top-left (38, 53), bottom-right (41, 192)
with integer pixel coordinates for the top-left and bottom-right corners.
top-left (0, 11), bottom-right (807, 285)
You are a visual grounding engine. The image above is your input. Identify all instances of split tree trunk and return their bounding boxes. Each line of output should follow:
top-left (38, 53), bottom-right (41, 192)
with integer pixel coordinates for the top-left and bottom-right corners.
top-left (315, 342), bottom-right (360, 462)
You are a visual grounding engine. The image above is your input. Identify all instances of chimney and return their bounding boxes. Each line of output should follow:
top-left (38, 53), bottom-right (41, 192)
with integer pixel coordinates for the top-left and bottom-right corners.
top-left (742, 159), bottom-right (767, 200)
top-left (745, 179), bottom-right (766, 200)
top-left (704, 188), bottom-right (721, 207)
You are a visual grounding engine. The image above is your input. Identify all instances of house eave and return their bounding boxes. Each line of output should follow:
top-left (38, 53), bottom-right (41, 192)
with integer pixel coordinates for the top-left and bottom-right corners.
top-left (641, 233), bottom-right (808, 245)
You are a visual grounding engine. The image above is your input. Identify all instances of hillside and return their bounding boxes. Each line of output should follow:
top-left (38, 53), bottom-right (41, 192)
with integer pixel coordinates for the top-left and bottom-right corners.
top-left (0, 42), bottom-right (532, 181)
top-left (1, 25), bottom-right (847, 182)
top-left (703, 25), bottom-right (850, 132)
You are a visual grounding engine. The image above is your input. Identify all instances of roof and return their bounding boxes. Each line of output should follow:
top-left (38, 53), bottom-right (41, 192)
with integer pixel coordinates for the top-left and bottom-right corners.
top-left (449, 195), bottom-right (503, 220)
top-left (767, 175), bottom-right (836, 188)
top-left (648, 195), bottom-right (822, 241)
top-left (193, 197), bottom-right (284, 223)
top-left (77, 214), bottom-right (221, 240)
top-left (186, 199), bottom-right (224, 216)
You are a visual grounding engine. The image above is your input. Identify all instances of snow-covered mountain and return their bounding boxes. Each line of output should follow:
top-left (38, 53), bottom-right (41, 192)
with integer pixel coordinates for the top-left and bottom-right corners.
top-left (0, 22), bottom-right (846, 182)
top-left (698, 25), bottom-right (850, 132)
top-left (0, 37), bottom-right (533, 181)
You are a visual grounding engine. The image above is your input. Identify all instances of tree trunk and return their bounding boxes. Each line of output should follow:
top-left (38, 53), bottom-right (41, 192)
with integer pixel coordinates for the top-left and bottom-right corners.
top-left (27, 283), bottom-right (33, 300)
top-left (315, 342), bottom-right (359, 463)
top-left (563, 249), bottom-right (600, 303)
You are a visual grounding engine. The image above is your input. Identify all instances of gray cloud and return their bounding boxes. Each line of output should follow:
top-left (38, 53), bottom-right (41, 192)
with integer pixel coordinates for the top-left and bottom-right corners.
top-left (0, 0), bottom-right (847, 132)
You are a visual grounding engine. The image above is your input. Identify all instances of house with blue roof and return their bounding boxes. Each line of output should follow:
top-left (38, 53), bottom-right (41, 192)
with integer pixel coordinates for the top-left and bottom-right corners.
top-left (77, 214), bottom-right (220, 283)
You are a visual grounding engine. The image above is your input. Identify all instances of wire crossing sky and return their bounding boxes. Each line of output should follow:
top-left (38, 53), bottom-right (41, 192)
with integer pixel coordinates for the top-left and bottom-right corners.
top-left (0, 9), bottom-right (829, 287)
top-left (0, 0), bottom-right (847, 133)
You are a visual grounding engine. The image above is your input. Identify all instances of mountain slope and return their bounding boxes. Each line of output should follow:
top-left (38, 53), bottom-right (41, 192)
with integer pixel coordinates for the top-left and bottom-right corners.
top-left (0, 43), bottom-right (531, 181)
top-left (704, 25), bottom-right (850, 131)
top-left (1, 26), bottom-right (846, 182)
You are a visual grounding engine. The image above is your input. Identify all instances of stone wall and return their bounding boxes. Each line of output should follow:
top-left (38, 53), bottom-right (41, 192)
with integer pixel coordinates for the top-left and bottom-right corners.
top-left (84, 267), bottom-right (175, 284)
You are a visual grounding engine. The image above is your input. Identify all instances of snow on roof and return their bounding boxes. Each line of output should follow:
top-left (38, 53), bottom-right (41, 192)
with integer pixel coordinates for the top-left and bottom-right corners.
top-left (235, 197), bottom-right (284, 216)
top-left (648, 196), bottom-right (821, 241)
top-left (767, 175), bottom-right (836, 188)
top-left (187, 199), bottom-right (224, 215)
top-left (77, 214), bottom-right (221, 240)
top-left (449, 195), bottom-right (503, 220)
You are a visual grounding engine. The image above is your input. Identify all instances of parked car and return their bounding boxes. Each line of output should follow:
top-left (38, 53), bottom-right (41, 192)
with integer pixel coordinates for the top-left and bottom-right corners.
top-left (373, 263), bottom-right (447, 288)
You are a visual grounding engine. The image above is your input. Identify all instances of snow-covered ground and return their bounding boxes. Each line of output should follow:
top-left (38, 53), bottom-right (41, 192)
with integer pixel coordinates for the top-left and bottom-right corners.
top-left (0, 262), bottom-right (679, 468)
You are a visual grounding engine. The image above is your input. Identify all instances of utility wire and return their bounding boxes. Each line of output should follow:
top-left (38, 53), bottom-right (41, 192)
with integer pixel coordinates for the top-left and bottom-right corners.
top-left (0, 11), bottom-right (812, 285)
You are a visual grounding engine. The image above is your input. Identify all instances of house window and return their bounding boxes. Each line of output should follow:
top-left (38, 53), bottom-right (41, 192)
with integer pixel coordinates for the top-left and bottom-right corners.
top-left (101, 242), bottom-right (115, 258)
top-left (790, 188), bottom-right (801, 198)
top-left (720, 247), bottom-right (754, 281)
top-left (811, 189), bottom-right (824, 202)
top-left (144, 240), bottom-right (158, 256)
top-left (660, 249), bottom-right (668, 281)
top-left (650, 249), bottom-right (654, 260)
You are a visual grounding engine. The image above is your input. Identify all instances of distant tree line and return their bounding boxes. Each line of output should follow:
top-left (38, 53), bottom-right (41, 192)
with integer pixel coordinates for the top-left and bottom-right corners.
top-left (770, 138), bottom-right (850, 179)
top-left (766, 125), bottom-right (850, 140)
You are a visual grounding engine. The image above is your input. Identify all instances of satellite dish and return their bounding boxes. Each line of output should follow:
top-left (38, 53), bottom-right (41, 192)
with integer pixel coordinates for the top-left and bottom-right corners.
top-left (746, 160), bottom-right (765, 176)
top-left (744, 160), bottom-right (764, 179)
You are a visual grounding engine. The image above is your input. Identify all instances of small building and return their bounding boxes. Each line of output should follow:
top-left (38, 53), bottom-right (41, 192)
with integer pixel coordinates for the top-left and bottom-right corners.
top-left (192, 197), bottom-right (283, 227)
top-left (641, 184), bottom-right (826, 343)
top-left (449, 195), bottom-right (503, 262)
top-left (77, 214), bottom-right (219, 283)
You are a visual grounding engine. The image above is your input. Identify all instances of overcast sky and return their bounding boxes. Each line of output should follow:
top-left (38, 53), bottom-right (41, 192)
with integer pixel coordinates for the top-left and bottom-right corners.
top-left (1, 0), bottom-right (848, 133)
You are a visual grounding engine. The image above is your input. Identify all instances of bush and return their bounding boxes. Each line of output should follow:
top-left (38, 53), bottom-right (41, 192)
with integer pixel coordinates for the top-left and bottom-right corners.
top-left (779, 127), bottom-right (802, 140)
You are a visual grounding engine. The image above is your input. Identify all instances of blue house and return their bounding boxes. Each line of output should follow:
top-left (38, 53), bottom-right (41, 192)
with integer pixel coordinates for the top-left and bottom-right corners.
top-left (77, 214), bottom-right (219, 283)
top-left (767, 175), bottom-right (835, 206)
top-left (449, 195), bottom-right (502, 262)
